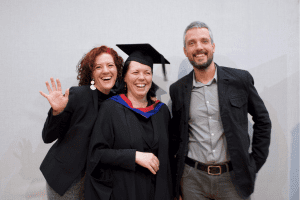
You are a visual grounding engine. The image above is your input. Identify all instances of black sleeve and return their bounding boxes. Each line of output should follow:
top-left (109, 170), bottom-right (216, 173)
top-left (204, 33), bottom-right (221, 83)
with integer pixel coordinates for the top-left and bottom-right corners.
top-left (169, 85), bottom-right (182, 198)
top-left (247, 71), bottom-right (272, 172)
top-left (169, 85), bottom-right (181, 159)
top-left (89, 101), bottom-right (136, 179)
top-left (41, 87), bottom-right (76, 143)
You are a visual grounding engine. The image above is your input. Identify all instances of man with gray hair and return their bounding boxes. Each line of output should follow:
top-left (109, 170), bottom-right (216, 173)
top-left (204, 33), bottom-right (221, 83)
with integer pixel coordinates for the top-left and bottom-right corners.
top-left (169, 21), bottom-right (271, 200)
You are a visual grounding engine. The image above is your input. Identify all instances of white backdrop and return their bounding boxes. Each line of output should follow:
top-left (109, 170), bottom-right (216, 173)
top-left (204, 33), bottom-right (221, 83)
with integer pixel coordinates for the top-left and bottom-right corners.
top-left (0, 0), bottom-right (299, 199)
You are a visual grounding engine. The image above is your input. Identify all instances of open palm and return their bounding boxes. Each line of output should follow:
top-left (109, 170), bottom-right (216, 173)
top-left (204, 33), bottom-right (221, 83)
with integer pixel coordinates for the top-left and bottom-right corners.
top-left (39, 77), bottom-right (69, 115)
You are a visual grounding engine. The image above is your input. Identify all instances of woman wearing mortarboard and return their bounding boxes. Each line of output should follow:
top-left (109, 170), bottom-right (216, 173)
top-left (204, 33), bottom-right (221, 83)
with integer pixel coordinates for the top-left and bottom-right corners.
top-left (85, 44), bottom-right (173, 200)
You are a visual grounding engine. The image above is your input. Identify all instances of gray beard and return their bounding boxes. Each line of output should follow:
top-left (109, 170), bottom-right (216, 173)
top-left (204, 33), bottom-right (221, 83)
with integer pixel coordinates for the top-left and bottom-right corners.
top-left (189, 56), bottom-right (213, 70)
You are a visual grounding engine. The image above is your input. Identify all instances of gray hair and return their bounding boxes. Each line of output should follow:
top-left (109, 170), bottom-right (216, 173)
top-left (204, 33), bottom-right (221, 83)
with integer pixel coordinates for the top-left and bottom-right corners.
top-left (183, 21), bottom-right (214, 47)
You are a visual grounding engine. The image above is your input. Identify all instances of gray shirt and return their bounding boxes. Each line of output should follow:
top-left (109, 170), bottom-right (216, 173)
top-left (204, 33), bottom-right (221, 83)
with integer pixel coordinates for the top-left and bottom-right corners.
top-left (187, 67), bottom-right (230, 164)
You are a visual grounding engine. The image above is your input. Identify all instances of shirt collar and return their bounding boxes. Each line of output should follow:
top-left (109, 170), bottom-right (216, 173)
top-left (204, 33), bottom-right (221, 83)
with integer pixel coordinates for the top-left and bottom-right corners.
top-left (193, 65), bottom-right (218, 88)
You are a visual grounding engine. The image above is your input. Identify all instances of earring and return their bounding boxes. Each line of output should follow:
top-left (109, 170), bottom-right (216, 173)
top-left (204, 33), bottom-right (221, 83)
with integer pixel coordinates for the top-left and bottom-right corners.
top-left (90, 79), bottom-right (96, 90)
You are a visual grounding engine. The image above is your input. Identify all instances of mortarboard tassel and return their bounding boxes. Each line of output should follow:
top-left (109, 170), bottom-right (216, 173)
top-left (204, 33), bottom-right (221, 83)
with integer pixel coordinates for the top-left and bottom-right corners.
top-left (161, 54), bottom-right (168, 81)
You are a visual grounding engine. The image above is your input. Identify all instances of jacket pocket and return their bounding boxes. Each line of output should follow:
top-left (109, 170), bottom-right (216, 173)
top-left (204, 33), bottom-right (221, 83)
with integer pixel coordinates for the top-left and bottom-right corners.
top-left (230, 95), bottom-right (247, 108)
top-left (229, 95), bottom-right (248, 123)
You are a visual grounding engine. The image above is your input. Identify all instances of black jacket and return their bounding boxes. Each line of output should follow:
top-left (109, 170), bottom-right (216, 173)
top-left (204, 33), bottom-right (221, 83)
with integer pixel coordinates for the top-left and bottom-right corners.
top-left (169, 65), bottom-right (271, 199)
top-left (40, 85), bottom-right (101, 195)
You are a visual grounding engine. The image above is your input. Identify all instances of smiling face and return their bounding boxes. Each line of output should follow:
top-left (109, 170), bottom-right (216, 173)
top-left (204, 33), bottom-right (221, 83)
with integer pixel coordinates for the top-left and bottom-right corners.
top-left (184, 27), bottom-right (215, 70)
top-left (92, 53), bottom-right (118, 94)
top-left (124, 61), bottom-right (152, 101)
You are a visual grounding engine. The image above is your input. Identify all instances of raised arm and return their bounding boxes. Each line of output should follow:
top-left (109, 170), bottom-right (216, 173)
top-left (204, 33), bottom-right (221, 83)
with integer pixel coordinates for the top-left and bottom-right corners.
top-left (40, 78), bottom-right (72, 143)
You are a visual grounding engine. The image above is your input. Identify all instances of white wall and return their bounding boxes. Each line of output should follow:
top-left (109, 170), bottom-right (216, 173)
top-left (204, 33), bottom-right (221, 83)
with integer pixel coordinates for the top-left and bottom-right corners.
top-left (0, 0), bottom-right (299, 199)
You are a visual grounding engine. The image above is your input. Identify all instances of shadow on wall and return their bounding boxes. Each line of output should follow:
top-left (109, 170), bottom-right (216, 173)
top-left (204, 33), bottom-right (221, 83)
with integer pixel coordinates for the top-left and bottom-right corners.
top-left (289, 123), bottom-right (299, 200)
top-left (0, 76), bottom-right (80, 199)
top-left (249, 98), bottom-right (288, 200)
top-left (177, 58), bottom-right (193, 80)
top-left (0, 132), bottom-right (49, 199)
top-left (248, 55), bottom-right (291, 200)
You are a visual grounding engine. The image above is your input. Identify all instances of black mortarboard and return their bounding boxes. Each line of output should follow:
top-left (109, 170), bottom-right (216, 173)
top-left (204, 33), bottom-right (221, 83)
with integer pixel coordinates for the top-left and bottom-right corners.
top-left (116, 43), bottom-right (170, 81)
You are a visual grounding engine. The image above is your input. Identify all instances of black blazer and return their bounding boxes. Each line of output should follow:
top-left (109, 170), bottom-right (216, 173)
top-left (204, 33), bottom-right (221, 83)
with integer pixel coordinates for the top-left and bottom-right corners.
top-left (84, 99), bottom-right (173, 200)
top-left (169, 65), bottom-right (271, 199)
top-left (40, 85), bottom-right (100, 196)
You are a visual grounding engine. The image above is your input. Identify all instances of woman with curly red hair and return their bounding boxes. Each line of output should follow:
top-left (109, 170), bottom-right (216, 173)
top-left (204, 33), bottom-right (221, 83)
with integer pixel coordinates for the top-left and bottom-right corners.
top-left (39, 45), bottom-right (123, 199)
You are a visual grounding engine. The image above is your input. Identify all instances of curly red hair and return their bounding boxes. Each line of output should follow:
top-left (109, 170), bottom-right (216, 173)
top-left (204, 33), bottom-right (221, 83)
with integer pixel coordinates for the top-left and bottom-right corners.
top-left (76, 46), bottom-right (123, 86)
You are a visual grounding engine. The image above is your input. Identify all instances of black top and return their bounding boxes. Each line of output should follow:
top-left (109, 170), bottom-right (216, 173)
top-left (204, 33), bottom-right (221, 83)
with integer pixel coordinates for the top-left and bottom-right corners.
top-left (134, 107), bottom-right (157, 200)
top-left (135, 99), bottom-right (155, 143)
top-left (97, 89), bottom-right (112, 110)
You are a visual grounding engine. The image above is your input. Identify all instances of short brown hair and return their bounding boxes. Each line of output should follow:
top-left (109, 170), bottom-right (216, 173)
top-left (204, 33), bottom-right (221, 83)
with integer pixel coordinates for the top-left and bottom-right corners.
top-left (77, 46), bottom-right (123, 86)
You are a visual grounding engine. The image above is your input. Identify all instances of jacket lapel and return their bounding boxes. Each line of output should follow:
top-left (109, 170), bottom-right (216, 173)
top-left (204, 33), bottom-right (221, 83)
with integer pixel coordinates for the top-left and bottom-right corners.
top-left (216, 65), bottom-right (229, 117)
top-left (150, 110), bottom-right (160, 148)
top-left (183, 71), bottom-right (194, 123)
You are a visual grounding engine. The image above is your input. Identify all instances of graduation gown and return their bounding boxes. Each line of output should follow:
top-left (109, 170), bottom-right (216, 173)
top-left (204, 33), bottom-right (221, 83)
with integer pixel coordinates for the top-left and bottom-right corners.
top-left (85, 96), bottom-right (173, 200)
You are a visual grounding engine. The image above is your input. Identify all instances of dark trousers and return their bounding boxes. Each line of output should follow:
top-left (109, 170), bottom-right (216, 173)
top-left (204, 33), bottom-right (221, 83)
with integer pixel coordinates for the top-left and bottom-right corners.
top-left (180, 164), bottom-right (250, 200)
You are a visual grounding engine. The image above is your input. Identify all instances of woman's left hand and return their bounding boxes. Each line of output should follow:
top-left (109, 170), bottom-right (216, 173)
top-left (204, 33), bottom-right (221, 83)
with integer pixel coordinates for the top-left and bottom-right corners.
top-left (135, 151), bottom-right (160, 174)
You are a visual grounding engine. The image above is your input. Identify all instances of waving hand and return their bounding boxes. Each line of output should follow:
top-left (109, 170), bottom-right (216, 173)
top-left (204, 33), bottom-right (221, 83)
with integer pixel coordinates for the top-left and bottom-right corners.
top-left (39, 77), bottom-right (69, 115)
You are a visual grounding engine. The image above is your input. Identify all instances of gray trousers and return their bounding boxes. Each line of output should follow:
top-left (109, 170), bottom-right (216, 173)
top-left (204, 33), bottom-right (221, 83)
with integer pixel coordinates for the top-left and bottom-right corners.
top-left (46, 175), bottom-right (85, 200)
top-left (180, 164), bottom-right (250, 200)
